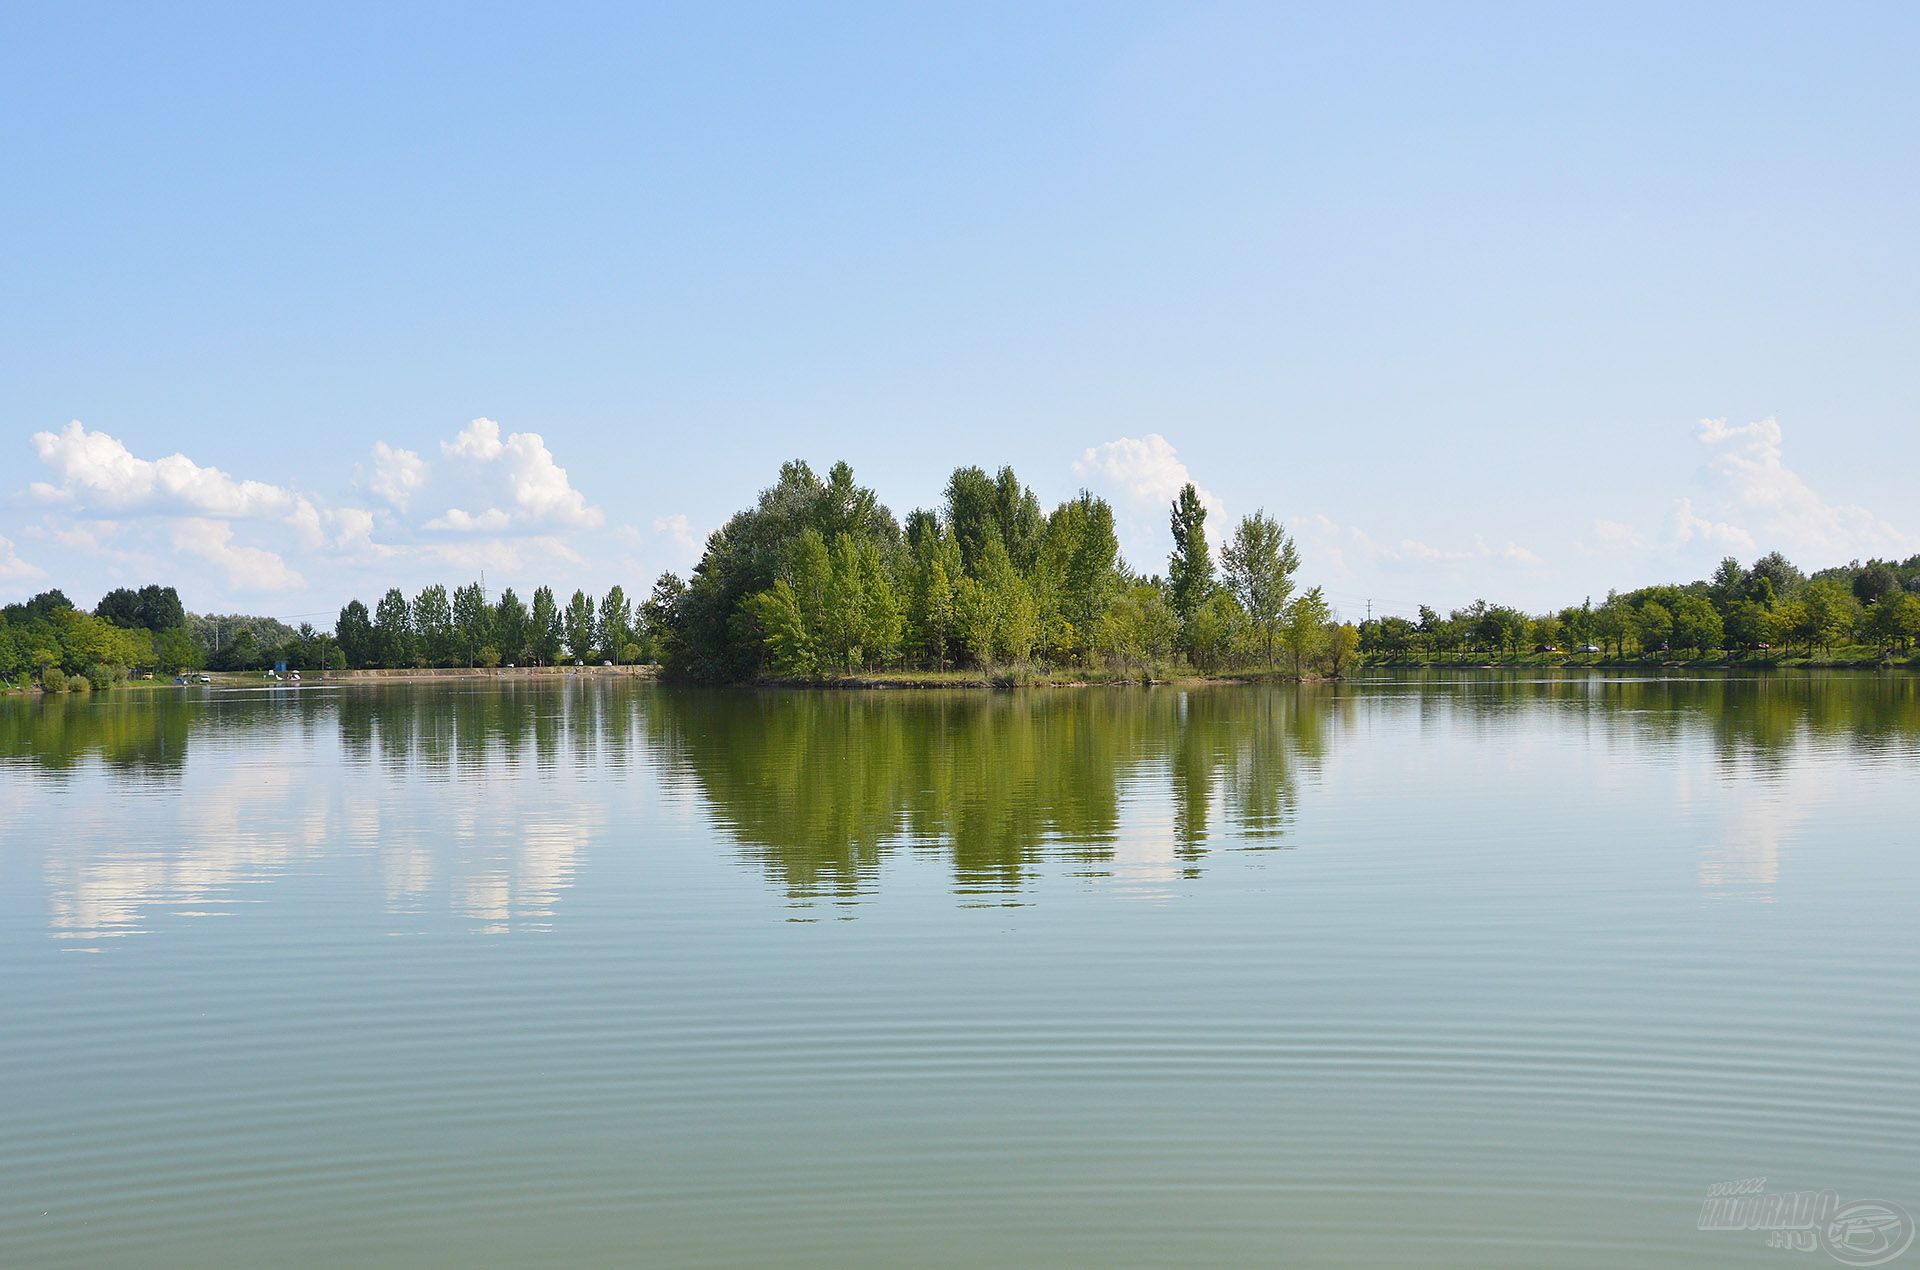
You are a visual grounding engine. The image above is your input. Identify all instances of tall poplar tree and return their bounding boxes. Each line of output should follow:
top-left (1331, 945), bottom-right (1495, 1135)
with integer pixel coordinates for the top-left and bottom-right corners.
top-left (1167, 483), bottom-right (1214, 626)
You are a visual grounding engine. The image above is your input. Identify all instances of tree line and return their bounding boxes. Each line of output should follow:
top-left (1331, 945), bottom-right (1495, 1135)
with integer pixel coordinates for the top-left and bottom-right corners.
top-left (647, 458), bottom-right (1355, 682)
top-left (330, 582), bottom-right (651, 670)
top-left (0, 577), bottom-right (659, 691)
top-left (1359, 551), bottom-right (1920, 661)
top-left (17, 464), bottom-right (1916, 694)
top-left (1, 586), bottom-right (199, 693)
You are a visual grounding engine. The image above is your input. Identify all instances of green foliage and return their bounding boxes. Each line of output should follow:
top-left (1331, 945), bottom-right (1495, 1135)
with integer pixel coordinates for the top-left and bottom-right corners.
top-left (1670, 593), bottom-right (1723, 655)
top-left (1279, 587), bottom-right (1331, 674)
top-left (1326, 622), bottom-right (1360, 676)
top-left (412, 585), bottom-right (453, 666)
top-left (337, 600), bottom-right (374, 667)
top-left (1361, 548), bottom-right (1920, 664)
top-left (1185, 591), bottom-right (1247, 671)
top-left (944, 465), bottom-right (1042, 575)
top-left (599, 586), bottom-right (633, 662)
top-left (641, 573), bottom-right (685, 666)
top-left (452, 582), bottom-right (491, 666)
top-left (564, 589), bottom-right (597, 661)
top-left (374, 587), bottom-right (416, 667)
top-left (749, 578), bottom-right (816, 677)
top-left (1868, 592), bottom-right (1920, 652)
top-left (529, 586), bottom-right (563, 665)
top-left (1221, 510), bottom-right (1299, 664)
top-left (83, 662), bottom-right (126, 691)
top-left (1167, 483), bottom-right (1215, 630)
top-left (494, 588), bottom-right (530, 665)
top-left (1094, 581), bottom-right (1178, 670)
top-left (95, 584), bottom-right (186, 633)
top-left (155, 628), bottom-right (203, 672)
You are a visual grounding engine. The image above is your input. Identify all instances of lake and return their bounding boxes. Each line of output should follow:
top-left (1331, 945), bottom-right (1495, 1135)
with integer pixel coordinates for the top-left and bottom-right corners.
top-left (2, 674), bottom-right (1916, 1266)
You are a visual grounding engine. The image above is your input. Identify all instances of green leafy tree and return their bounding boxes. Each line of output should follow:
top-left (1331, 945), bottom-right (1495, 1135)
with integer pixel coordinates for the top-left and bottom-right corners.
top-left (530, 586), bottom-right (563, 664)
top-left (1633, 600), bottom-right (1673, 656)
top-left (94, 588), bottom-right (144, 629)
top-left (155, 628), bottom-right (203, 672)
top-left (943, 465), bottom-right (1040, 574)
top-left (1748, 551), bottom-right (1805, 601)
top-left (1708, 557), bottom-right (1747, 611)
top-left (1670, 593), bottom-right (1723, 655)
top-left (1868, 591), bottom-right (1920, 652)
top-left (1055, 492), bottom-right (1120, 659)
top-left (641, 573), bottom-right (685, 666)
top-left (906, 526), bottom-right (963, 667)
top-left (1221, 510), bottom-right (1299, 664)
top-left (821, 533), bottom-right (869, 671)
top-left (1723, 600), bottom-right (1771, 652)
top-left (747, 579), bottom-right (816, 676)
top-left (1853, 561), bottom-right (1900, 606)
top-left (1800, 579), bottom-right (1857, 655)
top-left (1167, 483), bottom-right (1215, 630)
top-left (953, 574), bottom-right (996, 668)
top-left (494, 588), bottom-right (530, 664)
top-left (857, 539), bottom-right (903, 668)
top-left (0, 621), bottom-right (20, 683)
top-left (1279, 587), bottom-right (1331, 675)
top-left (336, 600), bottom-right (374, 668)
top-left (1327, 622), bottom-right (1361, 676)
top-left (598, 586), bottom-right (633, 662)
top-left (1186, 591), bottom-right (1246, 671)
top-left (373, 588), bottom-right (415, 667)
top-left (1771, 598), bottom-right (1811, 653)
top-left (564, 589), bottom-right (597, 661)
top-left (412, 584), bottom-right (453, 666)
top-left (452, 582), bottom-right (491, 666)
top-left (1593, 595), bottom-right (1630, 657)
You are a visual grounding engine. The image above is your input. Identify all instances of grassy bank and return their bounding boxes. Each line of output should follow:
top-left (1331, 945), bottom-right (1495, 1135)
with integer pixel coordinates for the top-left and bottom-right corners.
top-left (2, 663), bottom-right (660, 696)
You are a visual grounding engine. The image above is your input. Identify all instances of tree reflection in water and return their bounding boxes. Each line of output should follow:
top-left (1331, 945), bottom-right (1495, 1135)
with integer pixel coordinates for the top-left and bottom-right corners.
top-left (7, 673), bottom-right (1920, 926)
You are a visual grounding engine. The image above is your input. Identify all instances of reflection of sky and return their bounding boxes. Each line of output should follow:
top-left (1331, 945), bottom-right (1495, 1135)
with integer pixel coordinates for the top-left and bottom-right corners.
top-left (10, 679), bottom-right (1920, 945)
top-left (47, 763), bottom-right (330, 942)
top-left (1682, 742), bottom-right (1817, 904)
top-left (449, 803), bottom-right (598, 935)
top-left (18, 692), bottom-right (624, 947)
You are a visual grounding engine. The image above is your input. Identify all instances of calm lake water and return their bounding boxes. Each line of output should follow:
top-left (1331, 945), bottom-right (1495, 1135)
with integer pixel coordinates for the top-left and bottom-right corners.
top-left (2, 674), bottom-right (1916, 1267)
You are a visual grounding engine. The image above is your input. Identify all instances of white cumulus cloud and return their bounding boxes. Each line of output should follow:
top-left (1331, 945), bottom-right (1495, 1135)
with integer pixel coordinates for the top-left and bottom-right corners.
top-left (366, 442), bottom-right (428, 510)
top-left (651, 513), bottom-right (701, 559)
top-left (1587, 417), bottom-right (1910, 568)
top-left (169, 519), bottom-right (304, 592)
top-left (1690, 416), bottom-right (1909, 558)
top-left (30, 421), bottom-right (298, 518)
top-left (439, 417), bottom-right (603, 529)
top-left (427, 507), bottom-right (513, 532)
top-left (1074, 433), bottom-right (1226, 528)
top-left (1671, 497), bottom-right (1756, 551)
top-left (0, 534), bottom-right (43, 581)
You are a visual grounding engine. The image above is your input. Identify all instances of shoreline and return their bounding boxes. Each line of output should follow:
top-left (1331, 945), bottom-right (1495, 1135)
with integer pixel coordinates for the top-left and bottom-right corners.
top-left (9, 657), bottom-right (1913, 698)
top-left (3, 664), bottom-right (659, 696)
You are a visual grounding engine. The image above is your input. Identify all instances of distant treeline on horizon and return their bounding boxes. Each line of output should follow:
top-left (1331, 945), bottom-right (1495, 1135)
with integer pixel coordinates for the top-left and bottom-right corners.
top-left (6, 459), bottom-right (1920, 691)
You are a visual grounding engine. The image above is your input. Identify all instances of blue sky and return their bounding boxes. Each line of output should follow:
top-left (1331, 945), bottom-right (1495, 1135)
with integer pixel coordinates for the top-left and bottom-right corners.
top-left (4, 2), bottom-right (1916, 621)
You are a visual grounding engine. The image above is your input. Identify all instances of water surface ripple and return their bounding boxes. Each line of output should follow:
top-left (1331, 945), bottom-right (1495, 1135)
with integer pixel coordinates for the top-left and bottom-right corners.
top-left (3, 674), bottom-right (1916, 1266)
